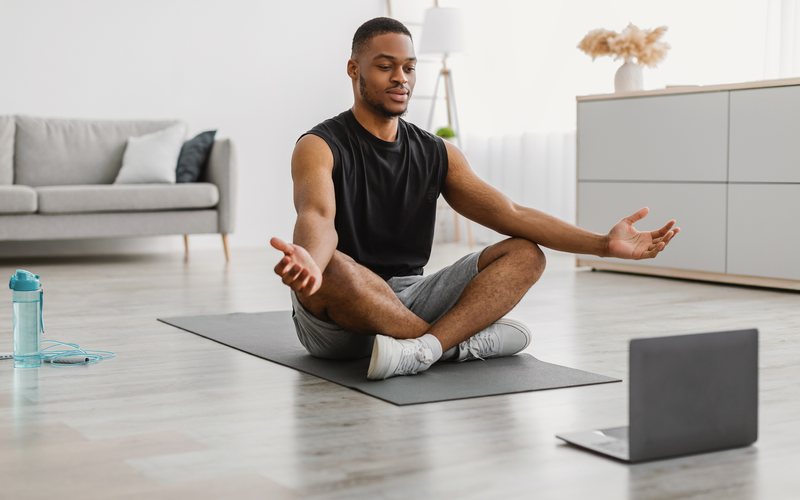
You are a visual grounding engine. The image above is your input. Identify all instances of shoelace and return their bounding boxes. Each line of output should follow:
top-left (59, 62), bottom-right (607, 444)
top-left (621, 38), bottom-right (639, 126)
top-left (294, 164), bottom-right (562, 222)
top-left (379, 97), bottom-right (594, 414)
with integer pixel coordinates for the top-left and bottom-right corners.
top-left (396, 344), bottom-right (434, 375)
top-left (461, 331), bottom-right (499, 361)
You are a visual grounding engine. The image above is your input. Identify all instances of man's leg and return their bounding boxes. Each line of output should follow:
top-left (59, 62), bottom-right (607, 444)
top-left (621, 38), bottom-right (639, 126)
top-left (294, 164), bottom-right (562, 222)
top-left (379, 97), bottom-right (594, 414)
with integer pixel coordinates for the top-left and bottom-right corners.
top-left (426, 237), bottom-right (545, 351)
top-left (296, 251), bottom-right (431, 339)
top-left (365, 237), bottom-right (544, 378)
top-left (298, 237), bottom-right (544, 350)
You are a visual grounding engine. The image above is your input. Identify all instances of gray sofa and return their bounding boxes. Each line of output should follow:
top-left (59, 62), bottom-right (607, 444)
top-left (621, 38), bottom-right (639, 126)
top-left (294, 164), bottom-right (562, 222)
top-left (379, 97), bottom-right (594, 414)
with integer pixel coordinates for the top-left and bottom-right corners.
top-left (0, 116), bottom-right (236, 260)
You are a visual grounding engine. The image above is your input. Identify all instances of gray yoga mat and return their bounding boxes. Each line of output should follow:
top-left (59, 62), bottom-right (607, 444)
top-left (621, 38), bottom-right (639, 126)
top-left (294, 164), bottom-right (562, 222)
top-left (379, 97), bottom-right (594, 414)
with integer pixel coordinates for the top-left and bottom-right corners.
top-left (158, 311), bottom-right (620, 405)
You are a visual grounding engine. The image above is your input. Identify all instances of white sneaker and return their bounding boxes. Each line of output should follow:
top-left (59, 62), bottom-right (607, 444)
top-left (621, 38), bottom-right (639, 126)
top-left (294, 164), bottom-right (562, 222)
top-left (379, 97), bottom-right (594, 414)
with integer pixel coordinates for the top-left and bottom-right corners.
top-left (367, 335), bottom-right (436, 380)
top-left (456, 318), bottom-right (532, 362)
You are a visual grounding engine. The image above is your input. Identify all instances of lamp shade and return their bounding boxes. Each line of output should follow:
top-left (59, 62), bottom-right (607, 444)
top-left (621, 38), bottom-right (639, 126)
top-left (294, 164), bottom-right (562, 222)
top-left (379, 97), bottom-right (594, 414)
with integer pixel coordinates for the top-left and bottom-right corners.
top-left (419, 7), bottom-right (465, 55)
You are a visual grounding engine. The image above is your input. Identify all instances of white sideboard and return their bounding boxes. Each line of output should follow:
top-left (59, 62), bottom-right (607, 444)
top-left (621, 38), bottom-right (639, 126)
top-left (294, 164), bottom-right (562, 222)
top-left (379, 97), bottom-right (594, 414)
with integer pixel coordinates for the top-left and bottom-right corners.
top-left (575, 78), bottom-right (800, 290)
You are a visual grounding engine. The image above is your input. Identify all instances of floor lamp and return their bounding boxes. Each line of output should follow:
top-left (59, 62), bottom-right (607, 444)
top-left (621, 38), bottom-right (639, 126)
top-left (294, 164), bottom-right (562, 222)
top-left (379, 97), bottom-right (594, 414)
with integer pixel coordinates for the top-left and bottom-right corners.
top-left (420, 6), bottom-right (473, 246)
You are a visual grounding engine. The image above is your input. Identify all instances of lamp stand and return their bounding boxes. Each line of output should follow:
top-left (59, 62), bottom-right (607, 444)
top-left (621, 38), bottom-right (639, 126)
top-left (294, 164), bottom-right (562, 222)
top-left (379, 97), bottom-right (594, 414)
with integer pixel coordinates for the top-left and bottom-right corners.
top-left (427, 55), bottom-right (461, 148)
top-left (427, 55), bottom-right (473, 247)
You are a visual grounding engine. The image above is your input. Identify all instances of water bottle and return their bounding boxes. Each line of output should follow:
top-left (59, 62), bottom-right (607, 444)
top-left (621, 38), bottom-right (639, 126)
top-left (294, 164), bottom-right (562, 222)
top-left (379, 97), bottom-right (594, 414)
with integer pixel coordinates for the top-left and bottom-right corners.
top-left (9, 270), bottom-right (44, 368)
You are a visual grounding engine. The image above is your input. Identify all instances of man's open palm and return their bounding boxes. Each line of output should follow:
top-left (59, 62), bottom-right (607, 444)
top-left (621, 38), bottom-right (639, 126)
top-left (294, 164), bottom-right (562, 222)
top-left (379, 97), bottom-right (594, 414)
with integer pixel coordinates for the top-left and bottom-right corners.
top-left (270, 237), bottom-right (322, 296)
top-left (606, 207), bottom-right (680, 260)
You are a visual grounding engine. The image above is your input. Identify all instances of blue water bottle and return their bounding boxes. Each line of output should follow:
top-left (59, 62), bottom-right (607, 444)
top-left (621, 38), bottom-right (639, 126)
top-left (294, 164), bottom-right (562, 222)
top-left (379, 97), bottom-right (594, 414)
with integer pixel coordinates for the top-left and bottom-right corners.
top-left (9, 270), bottom-right (44, 368)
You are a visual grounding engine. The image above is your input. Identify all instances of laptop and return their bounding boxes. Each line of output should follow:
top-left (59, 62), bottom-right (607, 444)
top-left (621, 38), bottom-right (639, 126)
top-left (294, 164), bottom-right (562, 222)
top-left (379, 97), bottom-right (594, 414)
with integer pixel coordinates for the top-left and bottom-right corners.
top-left (556, 328), bottom-right (758, 463)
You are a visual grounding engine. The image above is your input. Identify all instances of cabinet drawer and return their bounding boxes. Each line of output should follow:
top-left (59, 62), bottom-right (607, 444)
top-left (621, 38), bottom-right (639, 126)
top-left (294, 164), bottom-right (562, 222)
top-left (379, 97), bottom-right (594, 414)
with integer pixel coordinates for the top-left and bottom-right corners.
top-left (577, 182), bottom-right (726, 273)
top-left (577, 93), bottom-right (729, 182)
top-left (729, 85), bottom-right (800, 182)
top-left (727, 184), bottom-right (800, 279)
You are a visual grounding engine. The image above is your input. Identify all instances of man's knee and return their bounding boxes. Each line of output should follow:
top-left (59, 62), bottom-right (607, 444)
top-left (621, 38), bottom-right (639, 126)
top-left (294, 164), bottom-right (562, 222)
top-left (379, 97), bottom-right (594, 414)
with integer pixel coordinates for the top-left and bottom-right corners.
top-left (505, 238), bottom-right (547, 281)
top-left (320, 251), bottom-right (358, 289)
top-left (297, 251), bottom-right (357, 318)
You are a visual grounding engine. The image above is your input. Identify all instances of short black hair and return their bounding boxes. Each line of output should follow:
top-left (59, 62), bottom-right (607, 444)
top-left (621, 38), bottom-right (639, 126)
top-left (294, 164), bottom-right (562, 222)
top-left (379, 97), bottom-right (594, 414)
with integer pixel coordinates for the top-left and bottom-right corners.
top-left (351, 17), bottom-right (412, 58)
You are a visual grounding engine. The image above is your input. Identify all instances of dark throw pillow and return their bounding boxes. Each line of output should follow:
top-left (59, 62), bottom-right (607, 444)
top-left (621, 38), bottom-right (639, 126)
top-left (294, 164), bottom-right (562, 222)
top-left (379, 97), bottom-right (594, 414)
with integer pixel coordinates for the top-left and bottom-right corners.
top-left (176, 130), bottom-right (217, 182)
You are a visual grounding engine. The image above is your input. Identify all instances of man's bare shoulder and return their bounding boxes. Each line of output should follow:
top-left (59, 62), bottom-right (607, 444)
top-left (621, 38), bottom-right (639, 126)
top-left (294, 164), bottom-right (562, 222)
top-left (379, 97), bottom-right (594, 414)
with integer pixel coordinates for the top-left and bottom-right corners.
top-left (292, 134), bottom-right (334, 172)
top-left (295, 133), bottom-right (332, 157)
top-left (442, 139), bottom-right (470, 178)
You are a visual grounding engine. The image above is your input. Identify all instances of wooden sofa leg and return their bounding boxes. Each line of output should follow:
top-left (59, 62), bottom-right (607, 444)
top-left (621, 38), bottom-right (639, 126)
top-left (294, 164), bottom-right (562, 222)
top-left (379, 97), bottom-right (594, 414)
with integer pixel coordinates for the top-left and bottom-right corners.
top-left (183, 234), bottom-right (189, 262)
top-left (221, 233), bottom-right (231, 262)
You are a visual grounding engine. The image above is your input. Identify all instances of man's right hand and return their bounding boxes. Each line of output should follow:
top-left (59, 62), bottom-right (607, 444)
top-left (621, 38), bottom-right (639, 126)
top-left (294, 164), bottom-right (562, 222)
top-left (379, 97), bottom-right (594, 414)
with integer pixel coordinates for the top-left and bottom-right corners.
top-left (270, 237), bottom-right (323, 296)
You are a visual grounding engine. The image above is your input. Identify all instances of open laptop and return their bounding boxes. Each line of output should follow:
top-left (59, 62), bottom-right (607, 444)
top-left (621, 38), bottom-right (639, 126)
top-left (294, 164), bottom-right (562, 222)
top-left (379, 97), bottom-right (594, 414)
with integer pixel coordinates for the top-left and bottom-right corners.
top-left (556, 329), bottom-right (758, 463)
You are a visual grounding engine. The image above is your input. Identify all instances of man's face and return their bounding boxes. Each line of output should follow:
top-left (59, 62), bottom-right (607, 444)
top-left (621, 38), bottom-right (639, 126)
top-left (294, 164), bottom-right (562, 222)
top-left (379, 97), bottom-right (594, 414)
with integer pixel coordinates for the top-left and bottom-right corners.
top-left (351, 33), bottom-right (416, 118)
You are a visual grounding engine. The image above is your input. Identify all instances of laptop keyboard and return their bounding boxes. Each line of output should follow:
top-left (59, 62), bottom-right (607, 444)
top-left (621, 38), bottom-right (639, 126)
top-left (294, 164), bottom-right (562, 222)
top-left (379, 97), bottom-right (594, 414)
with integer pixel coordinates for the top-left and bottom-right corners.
top-left (596, 439), bottom-right (629, 454)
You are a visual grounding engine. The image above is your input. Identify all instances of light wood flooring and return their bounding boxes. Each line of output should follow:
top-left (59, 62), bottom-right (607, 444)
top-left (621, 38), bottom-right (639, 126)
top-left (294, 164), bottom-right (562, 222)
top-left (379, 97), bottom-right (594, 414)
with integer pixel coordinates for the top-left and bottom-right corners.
top-left (1, 243), bottom-right (799, 499)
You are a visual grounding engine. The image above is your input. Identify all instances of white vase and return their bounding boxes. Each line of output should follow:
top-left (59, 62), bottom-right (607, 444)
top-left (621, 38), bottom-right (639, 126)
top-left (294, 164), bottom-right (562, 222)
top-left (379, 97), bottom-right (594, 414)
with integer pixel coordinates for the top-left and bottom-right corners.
top-left (614, 60), bottom-right (643, 93)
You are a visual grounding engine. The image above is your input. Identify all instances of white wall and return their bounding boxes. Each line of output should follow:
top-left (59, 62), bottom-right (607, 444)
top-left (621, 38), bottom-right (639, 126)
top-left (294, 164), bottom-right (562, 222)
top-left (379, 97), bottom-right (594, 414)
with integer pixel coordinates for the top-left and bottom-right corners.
top-left (0, 0), bottom-right (383, 256)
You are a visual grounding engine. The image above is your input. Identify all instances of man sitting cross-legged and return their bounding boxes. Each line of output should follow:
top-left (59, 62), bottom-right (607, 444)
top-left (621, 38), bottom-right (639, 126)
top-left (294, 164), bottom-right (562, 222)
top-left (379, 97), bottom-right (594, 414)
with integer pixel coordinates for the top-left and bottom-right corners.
top-left (271, 17), bottom-right (679, 380)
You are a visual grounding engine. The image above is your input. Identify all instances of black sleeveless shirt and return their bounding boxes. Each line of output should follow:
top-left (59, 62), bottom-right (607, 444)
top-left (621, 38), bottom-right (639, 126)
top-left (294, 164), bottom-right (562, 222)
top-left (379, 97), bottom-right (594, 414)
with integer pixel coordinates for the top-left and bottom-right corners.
top-left (302, 110), bottom-right (448, 280)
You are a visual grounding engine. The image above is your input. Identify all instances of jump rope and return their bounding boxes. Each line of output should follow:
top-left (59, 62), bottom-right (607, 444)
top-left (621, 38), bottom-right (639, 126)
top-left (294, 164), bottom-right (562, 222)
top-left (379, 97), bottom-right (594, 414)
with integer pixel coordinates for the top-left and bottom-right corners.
top-left (39, 339), bottom-right (116, 366)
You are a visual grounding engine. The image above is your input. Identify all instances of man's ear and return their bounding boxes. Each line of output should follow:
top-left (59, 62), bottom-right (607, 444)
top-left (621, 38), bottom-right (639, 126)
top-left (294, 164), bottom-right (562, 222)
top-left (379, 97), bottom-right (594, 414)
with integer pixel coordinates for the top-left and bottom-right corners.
top-left (347, 59), bottom-right (358, 80)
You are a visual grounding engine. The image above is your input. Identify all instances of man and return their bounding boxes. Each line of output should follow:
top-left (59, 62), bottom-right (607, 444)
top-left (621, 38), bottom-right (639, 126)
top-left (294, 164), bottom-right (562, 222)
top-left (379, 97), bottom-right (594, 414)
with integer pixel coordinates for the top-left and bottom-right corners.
top-left (271, 17), bottom-right (679, 380)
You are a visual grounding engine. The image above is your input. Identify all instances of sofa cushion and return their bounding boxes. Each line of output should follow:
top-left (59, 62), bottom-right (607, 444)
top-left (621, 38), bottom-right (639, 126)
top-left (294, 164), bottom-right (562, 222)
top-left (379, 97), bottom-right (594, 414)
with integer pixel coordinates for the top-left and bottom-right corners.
top-left (0, 116), bottom-right (14, 184)
top-left (35, 183), bottom-right (219, 214)
top-left (14, 116), bottom-right (182, 187)
top-left (0, 186), bottom-right (37, 214)
top-left (177, 130), bottom-right (217, 182)
top-left (114, 124), bottom-right (187, 184)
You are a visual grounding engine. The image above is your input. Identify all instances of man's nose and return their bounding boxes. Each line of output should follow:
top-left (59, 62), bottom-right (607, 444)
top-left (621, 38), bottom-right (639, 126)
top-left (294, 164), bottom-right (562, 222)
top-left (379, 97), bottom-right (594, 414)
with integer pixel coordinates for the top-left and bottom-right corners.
top-left (391, 67), bottom-right (408, 84)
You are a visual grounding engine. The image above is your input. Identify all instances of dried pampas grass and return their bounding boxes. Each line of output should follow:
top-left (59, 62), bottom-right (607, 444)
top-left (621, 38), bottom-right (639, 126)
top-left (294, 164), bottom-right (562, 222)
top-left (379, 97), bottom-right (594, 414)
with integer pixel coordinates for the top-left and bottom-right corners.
top-left (577, 28), bottom-right (616, 59)
top-left (578, 23), bottom-right (670, 68)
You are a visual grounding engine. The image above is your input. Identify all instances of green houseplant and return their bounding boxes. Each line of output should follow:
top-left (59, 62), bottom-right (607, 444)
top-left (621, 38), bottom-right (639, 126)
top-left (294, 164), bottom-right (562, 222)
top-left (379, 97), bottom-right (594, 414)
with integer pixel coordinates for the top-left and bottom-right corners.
top-left (435, 126), bottom-right (456, 140)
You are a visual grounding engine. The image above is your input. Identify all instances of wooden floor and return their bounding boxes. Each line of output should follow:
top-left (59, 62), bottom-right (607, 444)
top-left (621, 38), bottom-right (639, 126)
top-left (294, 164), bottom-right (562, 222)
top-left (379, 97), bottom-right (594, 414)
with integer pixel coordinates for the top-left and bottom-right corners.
top-left (1, 244), bottom-right (799, 499)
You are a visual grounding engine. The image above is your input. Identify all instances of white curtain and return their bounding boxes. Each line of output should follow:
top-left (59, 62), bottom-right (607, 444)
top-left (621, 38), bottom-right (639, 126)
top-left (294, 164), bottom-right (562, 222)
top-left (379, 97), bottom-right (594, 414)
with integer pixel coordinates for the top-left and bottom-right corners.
top-left (765, 0), bottom-right (800, 78)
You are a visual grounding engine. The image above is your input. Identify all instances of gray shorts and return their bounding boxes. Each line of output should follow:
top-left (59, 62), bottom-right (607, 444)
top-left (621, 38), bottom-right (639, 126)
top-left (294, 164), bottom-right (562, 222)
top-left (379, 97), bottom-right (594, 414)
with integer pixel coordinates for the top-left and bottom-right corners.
top-left (290, 251), bottom-right (482, 360)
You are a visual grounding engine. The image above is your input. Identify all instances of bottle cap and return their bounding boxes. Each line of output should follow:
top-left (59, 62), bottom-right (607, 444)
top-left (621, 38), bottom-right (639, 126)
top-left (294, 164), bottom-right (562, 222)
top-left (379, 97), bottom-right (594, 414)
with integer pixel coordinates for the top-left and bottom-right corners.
top-left (9, 269), bottom-right (41, 291)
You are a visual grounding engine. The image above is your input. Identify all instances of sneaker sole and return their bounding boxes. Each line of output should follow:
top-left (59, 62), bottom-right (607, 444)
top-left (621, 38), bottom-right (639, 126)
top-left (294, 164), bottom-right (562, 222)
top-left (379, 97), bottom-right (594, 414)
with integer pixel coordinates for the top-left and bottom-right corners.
top-left (367, 334), bottom-right (395, 380)
top-left (495, 317), bottom-right (532, 353)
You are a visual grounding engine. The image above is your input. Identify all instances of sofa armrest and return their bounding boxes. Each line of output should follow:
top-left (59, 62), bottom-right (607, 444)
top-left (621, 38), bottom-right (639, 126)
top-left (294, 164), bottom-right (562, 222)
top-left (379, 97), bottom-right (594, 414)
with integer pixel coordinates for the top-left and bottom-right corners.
top-left (203, 138), bottom-right (237, 234)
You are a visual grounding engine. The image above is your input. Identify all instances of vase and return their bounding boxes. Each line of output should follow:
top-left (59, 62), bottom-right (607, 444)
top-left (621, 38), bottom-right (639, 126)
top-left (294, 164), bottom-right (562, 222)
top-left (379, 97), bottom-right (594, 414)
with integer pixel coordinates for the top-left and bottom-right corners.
top-left (614, 60), bottom-right (643, 93)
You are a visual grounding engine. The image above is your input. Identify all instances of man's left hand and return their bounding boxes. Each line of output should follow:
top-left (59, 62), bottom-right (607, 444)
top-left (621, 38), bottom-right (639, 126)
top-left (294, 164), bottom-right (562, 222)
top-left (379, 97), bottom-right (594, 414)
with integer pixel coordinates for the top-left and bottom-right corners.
top-left (606, 207), bottom-right (680, 260)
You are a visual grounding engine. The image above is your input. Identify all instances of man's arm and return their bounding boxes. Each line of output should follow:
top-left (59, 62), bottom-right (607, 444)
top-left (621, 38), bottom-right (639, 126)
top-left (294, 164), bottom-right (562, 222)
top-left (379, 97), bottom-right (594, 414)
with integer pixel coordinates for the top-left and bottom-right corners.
top-left (441, 141), bottom-right (678, 258)
top-left (270, 134), bottom-right (338, 296)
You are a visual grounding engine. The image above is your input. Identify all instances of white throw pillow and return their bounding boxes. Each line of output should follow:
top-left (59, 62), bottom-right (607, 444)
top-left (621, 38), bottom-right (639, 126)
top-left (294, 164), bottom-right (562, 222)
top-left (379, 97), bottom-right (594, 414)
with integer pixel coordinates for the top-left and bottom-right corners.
top-left (114, 123), bottom-right (187, 184)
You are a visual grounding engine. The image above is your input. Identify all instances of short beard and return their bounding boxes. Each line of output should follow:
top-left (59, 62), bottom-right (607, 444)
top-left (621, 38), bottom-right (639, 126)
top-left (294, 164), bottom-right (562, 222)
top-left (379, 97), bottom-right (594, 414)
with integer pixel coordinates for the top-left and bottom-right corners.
top-left (359, 74), bottom-right (407, 118)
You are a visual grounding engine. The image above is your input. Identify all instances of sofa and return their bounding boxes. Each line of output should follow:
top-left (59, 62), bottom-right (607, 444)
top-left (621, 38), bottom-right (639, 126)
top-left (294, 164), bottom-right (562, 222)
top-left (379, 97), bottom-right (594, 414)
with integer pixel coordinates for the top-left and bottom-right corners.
top-left (0, 115), bottom-right (236, 260)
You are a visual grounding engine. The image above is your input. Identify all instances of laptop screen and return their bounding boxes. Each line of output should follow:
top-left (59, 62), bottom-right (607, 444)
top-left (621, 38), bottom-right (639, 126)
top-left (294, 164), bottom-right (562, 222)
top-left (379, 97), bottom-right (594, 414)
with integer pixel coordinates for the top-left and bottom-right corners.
top-left (628, 329), bottom-right (758, 462)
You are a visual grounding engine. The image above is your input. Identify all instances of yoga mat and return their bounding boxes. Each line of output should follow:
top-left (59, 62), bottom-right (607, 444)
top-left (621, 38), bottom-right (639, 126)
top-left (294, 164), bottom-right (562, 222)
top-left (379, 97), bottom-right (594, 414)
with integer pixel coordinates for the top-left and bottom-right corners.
top-left (158, 311), bottom-right (620, 406)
